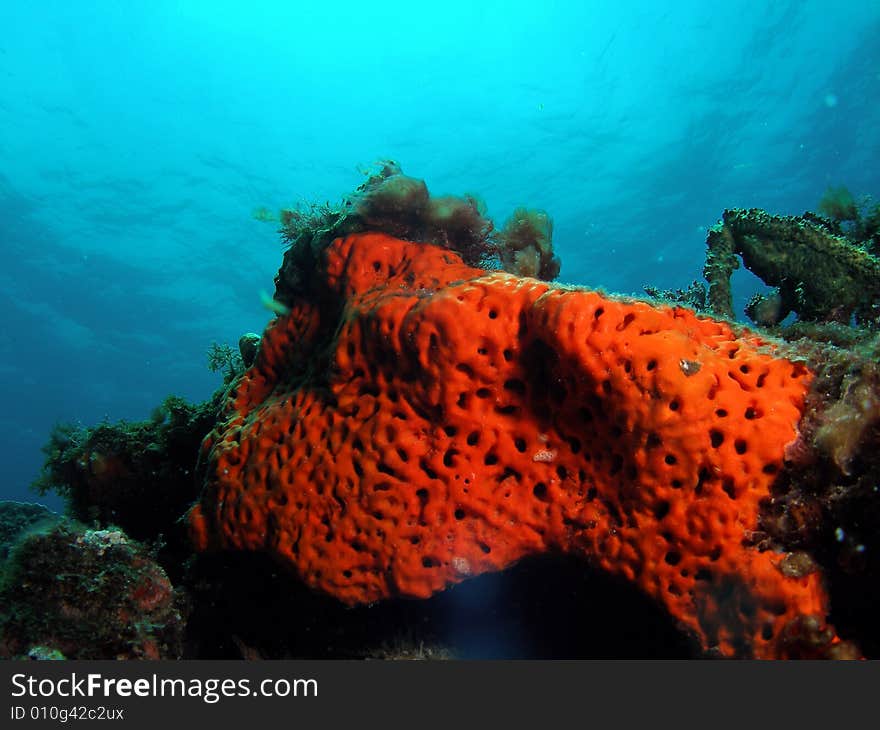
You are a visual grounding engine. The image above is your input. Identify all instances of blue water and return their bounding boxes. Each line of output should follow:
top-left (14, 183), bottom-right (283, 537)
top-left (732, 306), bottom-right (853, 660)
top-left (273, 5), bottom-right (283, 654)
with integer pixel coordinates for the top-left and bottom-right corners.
top-left (1, 1), bottom-right (878, 505)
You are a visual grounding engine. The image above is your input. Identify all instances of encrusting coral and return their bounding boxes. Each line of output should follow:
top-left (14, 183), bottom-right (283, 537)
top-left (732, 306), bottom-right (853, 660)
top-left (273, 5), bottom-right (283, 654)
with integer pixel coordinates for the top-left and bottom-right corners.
top-left (189, 230), bottom-right (851, 659)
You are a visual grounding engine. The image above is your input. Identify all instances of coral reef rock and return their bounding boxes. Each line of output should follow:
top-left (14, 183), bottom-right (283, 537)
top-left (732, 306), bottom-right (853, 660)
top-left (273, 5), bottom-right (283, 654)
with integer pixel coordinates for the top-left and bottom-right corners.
top-left (0, 523), bottom-right (185, 660)
top-left (32, 395), bottom-right (219, 557)
top-left (704, 208), bottom-right (880, 326)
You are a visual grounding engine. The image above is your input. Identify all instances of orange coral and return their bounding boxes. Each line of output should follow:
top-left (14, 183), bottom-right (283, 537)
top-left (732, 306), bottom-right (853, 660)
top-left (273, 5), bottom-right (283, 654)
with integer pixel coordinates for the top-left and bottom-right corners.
top-left (189, 231), bottom-right (841, 658)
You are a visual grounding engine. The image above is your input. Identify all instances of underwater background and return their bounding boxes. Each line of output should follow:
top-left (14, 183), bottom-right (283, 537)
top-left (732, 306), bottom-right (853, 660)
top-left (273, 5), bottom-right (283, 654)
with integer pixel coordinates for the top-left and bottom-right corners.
top-left (1, 0), bottom-right (879, 507)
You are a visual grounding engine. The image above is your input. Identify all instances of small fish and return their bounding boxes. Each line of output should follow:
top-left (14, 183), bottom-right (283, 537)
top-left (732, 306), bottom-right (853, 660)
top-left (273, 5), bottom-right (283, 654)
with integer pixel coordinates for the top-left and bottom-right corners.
top-left (260, 290), bottom-right (290, 316)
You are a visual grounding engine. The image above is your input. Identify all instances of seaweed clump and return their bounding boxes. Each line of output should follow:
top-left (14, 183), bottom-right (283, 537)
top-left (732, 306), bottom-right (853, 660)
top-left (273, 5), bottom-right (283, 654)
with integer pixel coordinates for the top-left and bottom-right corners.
top-left (817, 185), bottom-right (880, 252)
top-left (497, 208), bottom-right (560, 280)
top-left (206, 341), bottom-right (244, 383)
top-left (818, 185), bottom-right (860, 224)
top-left (31, 394), bottom-right (220, 564)
top-left (272, 161), bottom-right (559, 308)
